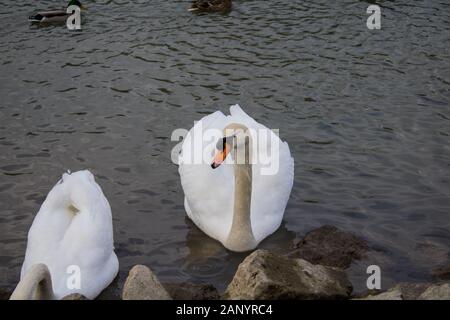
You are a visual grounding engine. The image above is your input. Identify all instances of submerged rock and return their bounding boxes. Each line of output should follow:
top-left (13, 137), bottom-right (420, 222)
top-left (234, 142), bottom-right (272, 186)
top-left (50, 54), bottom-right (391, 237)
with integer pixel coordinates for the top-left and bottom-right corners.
top-left (122, 265), bottom-right (172, 300)
top-left (418, 283), bottom-right (450, 300)
top-left (0, 288), bottom-right (11, 300)
top-left (355, 282), bottom-right (444, 300)
top-left (61, 293), bottom-right (88, 300)
top-left (224, 249), bottom-right (352, 300)
top-left (431, 264), bottom-right (450, 281)
top-left (392, 282), bottom-right (432, 300)
top-left (355, 288), bottom-right (403, 300)
top-left (288, 225), bottom-right (368, 269)
top-left (163, 282), bottom-right (219, 300)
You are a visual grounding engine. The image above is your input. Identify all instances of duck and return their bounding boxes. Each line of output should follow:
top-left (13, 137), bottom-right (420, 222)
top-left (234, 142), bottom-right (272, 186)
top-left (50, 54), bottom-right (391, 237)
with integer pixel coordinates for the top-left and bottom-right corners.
top-left (29, 0), bottom-right (85, 24)
top-left (10, 170), bottom-right (119, 300)
top-left (189, 0), bottom-right (232, 13)
top-left (178, 105), bottom-right (294, 252)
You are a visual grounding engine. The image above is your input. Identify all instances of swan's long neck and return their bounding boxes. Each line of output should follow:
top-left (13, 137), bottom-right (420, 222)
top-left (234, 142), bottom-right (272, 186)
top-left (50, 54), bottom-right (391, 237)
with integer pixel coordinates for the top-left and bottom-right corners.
top-left (10, 264), bottom-right (54, 300)
top-left (225, 140), bottom-right (257, 252)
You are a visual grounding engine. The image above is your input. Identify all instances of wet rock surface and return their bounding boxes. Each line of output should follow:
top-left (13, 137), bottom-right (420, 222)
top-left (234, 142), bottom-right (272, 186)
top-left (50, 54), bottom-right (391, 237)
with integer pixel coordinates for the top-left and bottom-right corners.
top-left (356, 287), bottom-right (403, 300)
top-left (431, 264), bottom-right (450, 281)
top-left (224, 249), bottom-right (352, 300)
top-left (62, 293), bottom-right (88, 300)
top-left (355, 282), bottom-right (442, 300)
top-left (122, 265), bottom-right (172, 300)
top-left (163, 282), bottom-right (219, 300)
top-left (391, 282), bottom-right (432, 300)
top-left (288, 225), bottom-right (369, 269)
top-left (0, 288), bottom-right (11, 300)
top-left (418, 283), bottom-right (450, 300)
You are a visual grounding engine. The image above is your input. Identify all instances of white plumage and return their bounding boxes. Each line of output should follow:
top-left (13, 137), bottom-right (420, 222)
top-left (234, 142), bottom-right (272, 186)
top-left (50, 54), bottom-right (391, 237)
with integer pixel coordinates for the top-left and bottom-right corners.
top-left (19, 170), bottom-right (119, 300)
top-left (178, 104), bottom-right (294, 250)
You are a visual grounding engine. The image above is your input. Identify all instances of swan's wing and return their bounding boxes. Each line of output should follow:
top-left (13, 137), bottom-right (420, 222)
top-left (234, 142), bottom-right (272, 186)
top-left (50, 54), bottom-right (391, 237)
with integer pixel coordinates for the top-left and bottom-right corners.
top-left (178, 111), bottom-right (234, 243)
top-left (250, 140), bottom-right (294, 242)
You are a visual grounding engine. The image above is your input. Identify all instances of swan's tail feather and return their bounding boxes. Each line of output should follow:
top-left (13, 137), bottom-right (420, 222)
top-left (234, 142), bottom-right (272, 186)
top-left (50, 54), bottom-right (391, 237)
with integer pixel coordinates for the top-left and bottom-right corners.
top-left (10, 264), bottom-right (54, 300)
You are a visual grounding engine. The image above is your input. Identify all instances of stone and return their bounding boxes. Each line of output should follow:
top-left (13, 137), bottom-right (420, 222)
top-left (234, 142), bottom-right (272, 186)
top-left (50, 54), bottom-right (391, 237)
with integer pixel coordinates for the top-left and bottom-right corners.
top-left (355, 282), bottom-right (435, 300)
top-left (431, 264), bottom-right (450, 281)
top-left (392, 282), bottom-right (432, 300)
top-left (61, 293), bottom-right (88, 300)
top-left (163, 282), bottom-right (219, 300)
top-left (223, 249), bottom-right (352, 300)
top-left (0, 288), bottom-right (11, 300)
top-left (418, 284), bottom-right (450, 300)
top-left (355, 288), bottom-right (403, 300)
top-left (122, 265), bottom-right (172, 300)
top-left (288, 225), bottom-right (368, 269)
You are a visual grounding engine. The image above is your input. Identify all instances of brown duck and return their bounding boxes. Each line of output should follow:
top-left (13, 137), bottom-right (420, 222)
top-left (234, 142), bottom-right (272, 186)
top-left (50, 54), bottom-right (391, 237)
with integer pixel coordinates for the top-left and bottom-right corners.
top-left (189, 0), bottom-right (232, 13)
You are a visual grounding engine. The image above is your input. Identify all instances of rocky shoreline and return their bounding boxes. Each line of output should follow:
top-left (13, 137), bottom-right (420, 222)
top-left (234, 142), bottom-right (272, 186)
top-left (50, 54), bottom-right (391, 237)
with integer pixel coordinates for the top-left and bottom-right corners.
top-left (1, 225), bottom-right (449, 300)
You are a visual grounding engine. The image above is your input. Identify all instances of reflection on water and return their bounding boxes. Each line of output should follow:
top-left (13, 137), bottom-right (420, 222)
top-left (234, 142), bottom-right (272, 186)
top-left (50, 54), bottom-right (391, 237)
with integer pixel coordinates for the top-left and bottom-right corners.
top-left (0, 0), bottom-right (449, 295)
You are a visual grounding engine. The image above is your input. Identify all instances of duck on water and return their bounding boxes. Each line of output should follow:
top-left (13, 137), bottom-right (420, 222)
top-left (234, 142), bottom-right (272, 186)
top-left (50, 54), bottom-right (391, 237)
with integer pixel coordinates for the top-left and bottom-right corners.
top-left (29, 0), bottom-right (86, 24)
top-left (189, 0), bottom-right (232, 13)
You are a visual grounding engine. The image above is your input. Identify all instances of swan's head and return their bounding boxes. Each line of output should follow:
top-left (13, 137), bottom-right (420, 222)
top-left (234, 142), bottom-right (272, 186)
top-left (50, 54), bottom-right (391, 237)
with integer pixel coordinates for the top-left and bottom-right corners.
top-left (211, 123), bottom-right (250, 169)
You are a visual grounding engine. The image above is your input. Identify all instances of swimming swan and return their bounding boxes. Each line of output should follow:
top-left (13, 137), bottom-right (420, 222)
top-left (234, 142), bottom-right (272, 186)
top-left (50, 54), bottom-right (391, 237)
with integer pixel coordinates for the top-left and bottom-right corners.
top-left (178, 105), bottom-right (294, 252)
top-left (11, 170), bottom-right (119, 300)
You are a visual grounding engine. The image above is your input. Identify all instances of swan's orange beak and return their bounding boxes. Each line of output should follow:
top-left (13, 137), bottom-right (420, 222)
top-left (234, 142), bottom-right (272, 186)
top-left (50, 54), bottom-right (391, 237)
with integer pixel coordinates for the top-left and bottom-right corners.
top-left (211, 143), bottom-right (231, 169)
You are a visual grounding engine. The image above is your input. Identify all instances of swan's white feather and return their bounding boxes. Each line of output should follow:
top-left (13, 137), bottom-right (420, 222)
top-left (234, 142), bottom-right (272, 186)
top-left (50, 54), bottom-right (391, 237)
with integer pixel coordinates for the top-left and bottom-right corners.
top-left (179, 105), bottom-right (294, 248)
top-left (20, 170), bottom-right (119, 300)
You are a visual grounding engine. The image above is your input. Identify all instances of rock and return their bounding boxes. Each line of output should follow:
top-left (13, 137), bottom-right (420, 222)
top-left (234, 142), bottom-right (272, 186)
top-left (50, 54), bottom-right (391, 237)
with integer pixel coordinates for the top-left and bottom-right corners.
top-left (288, 225), bottom-right (368, 269)
top-left (61, 293), bottom-right (88, 300)
top-left (392, 282), bottom-right (432, 300)
top-left (355, 282), bottom-right (434, 300)
top-left (418, 284), bottom-right (450, 300)
top-left (431, 264), bottom-right (450, 281)
top-left (223, 249), bottom-right (352, 300)
top-left (163, 282), bottom-right (219, 300)
top-left (355, 288), bottom-right (403, 300)
top-left (0, 288), bottom-right (11, 300)
top-left (122, 265), bottom-right (172, 300)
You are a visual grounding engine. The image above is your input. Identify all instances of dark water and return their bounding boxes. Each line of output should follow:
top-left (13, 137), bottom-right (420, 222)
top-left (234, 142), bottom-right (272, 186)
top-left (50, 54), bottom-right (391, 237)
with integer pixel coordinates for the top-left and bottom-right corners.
top-left (0, 0), bottom-right (449, 297)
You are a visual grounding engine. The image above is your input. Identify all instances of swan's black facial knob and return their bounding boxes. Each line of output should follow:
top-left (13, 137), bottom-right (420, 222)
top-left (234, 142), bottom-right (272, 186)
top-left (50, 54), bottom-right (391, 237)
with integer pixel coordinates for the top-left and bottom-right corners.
top-left (216, 136), bottom-right (233, 151)
top-left (211, 136), bottom-right (234, 169)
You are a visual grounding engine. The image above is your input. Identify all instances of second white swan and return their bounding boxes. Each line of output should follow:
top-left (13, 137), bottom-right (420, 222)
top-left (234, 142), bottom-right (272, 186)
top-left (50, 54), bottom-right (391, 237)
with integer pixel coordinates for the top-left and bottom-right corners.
top-left (11, 170), bottom-right (119, 300)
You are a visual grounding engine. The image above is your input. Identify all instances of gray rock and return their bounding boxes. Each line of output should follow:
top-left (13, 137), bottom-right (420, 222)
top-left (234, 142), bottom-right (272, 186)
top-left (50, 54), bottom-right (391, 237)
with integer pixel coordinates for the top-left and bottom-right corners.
top-left (288, 225), bottom-right (368, 269)
top-left (122, 265), bottom-right (172, 300)
top-left (431, 264), bottom-right (450, 281)
top-left (355, 282), bottom-right (434, 300)
top-left (163, 282), bottom-right (219, 300)
top-left (223, 249), bottom-right (352, 300)
top-left (0, 288), bottom-right (12, 300)
top-left (392, 282), bottom-right (432, 300)
top-left (61, 293), bottom-right (88, 300)
top-left (355, 288), bottom-right (403, 300)
top-left (418, 283), bottom-right (450, 300)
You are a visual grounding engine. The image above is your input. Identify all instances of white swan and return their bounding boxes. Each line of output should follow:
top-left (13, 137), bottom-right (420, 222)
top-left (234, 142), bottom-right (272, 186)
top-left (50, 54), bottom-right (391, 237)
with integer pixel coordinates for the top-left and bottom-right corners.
top-left (11, 170), bottom-right (119, 300)
top-left (178, 105), bottom-right (294, 252)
